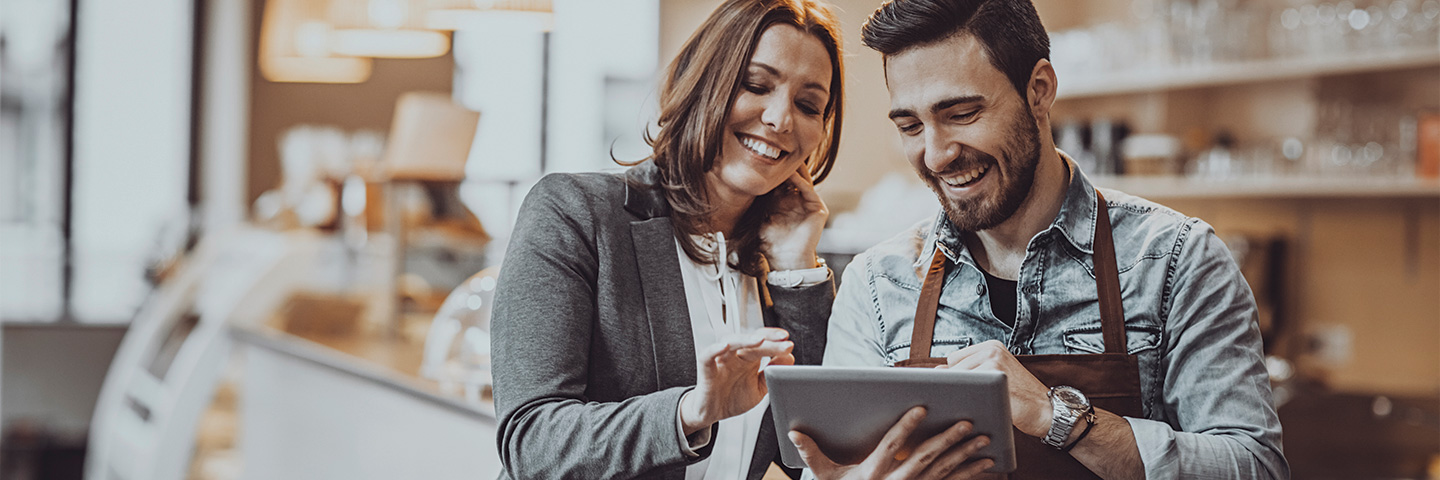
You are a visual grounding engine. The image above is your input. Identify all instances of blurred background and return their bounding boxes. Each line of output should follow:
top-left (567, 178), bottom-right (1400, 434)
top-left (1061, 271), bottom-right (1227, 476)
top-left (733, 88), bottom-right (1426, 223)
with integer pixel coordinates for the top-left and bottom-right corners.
top-left (0, 0), bottom-right (1435, 478)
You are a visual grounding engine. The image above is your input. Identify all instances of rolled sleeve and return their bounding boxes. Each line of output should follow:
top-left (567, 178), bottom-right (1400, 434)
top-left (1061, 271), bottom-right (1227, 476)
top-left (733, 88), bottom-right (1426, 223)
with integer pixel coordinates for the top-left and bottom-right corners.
top-left (1128, 416), bottom-right (1289, 479)
top-left (1140, 220), bottom-right (1289, 479)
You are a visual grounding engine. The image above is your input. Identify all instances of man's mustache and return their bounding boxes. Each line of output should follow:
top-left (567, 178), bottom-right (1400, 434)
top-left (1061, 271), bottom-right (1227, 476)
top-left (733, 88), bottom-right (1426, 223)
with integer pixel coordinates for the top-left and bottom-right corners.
top-left (927, 147), bottom-right (998, 178)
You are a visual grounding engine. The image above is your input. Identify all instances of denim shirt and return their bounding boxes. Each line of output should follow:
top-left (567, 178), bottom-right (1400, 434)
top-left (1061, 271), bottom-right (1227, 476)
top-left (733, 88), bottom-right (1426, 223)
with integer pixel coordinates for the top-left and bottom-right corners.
top-left (824, 159), bottom-right (1289, 479)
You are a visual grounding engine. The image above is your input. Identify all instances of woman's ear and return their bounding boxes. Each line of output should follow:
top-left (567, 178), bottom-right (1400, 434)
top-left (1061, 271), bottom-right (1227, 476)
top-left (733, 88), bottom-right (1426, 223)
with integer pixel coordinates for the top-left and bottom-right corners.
top-left (1027, 59), bottom-right (1058, 120)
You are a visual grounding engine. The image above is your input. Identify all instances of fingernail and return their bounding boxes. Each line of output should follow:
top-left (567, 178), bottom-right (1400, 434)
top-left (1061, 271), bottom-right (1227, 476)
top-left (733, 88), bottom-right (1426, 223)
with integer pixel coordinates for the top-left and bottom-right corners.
top-left (977, 437), bottom-right (990, 447)
top-left (765, 329), bottom-right (788, 340)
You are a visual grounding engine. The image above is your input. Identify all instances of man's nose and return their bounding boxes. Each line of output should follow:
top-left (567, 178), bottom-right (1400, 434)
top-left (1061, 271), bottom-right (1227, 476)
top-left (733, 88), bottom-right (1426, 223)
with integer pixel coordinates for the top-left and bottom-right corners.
top-left (923, 130), bottom-right (960, 173)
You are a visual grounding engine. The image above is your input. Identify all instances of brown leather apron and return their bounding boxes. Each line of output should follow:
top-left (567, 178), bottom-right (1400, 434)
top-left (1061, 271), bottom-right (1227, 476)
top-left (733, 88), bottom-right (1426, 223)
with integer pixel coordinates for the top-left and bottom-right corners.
top-left (895, 191), bottom-right (1143, 479)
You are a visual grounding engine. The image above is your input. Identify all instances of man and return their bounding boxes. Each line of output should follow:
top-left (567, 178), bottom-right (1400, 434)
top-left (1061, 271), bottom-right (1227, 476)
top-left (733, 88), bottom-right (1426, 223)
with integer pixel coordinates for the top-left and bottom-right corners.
top-left (820, 0), bottom-right (1288, 478)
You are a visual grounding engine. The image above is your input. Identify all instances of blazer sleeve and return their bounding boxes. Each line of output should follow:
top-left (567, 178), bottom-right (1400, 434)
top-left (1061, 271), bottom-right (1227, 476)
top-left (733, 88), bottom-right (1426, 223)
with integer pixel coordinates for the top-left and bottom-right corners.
top-left (491, 174), bottom-right (710, 479)
top-left (764, 275), bottom-right (834, 367)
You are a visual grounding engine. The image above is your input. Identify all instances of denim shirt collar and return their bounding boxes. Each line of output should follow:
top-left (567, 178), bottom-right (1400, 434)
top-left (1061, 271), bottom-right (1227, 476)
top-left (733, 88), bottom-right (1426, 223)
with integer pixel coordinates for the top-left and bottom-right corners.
top-left (916, 149), bottom-right (1101, 270)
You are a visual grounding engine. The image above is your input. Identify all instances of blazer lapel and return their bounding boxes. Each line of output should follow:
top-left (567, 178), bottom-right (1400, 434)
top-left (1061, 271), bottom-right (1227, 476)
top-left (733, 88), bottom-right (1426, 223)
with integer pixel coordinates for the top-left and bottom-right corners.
top-left (630, 218), bottom-right (696, 389)
top-left (625, 164), bottom-right (696, 390)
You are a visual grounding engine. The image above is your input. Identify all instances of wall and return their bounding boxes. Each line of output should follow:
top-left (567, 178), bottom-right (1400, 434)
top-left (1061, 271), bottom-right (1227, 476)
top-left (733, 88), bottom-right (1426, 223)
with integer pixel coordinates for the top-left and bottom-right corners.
top-left (245, 0), bottom-right (455, 205)
top-left (1, 325), bottom-right (127, 439)
top-left (1164, 197), bottom-right (1440, 396)
top-left (70, 0), bottom-right (195, 322)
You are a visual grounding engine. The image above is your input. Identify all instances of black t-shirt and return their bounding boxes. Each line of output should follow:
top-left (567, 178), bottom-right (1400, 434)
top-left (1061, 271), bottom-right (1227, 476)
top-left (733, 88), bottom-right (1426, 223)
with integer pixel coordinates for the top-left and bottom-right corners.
top-left (980, 268), bottom-right (1018, 328)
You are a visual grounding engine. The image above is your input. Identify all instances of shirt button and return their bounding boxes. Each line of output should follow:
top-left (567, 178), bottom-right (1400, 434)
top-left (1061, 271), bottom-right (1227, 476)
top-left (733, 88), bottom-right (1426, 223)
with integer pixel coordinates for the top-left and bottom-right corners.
top-left (977, 283), bottom-right (986, 296)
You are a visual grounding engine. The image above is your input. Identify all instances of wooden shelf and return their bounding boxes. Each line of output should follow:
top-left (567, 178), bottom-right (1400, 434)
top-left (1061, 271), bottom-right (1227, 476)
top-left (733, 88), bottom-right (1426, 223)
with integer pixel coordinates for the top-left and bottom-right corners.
top-left (1057, 47), bottom-right (1440, 100)
top-left (1090, 175), bottom-right (1440, 199)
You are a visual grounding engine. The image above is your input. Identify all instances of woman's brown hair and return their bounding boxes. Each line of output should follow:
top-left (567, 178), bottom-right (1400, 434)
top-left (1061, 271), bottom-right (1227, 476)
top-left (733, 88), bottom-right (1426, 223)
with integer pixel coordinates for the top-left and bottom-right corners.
top-left (625, 0), bottom-right (844, 276)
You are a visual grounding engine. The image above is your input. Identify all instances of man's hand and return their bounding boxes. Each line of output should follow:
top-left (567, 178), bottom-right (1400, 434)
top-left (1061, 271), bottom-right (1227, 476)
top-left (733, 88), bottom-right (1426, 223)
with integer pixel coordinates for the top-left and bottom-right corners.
top-left (790, 406), bottom-right (996, 480)
top-left (943, 340), bottom-right (1052, 438)
top-left (679, 328), bottom-right (795, 434)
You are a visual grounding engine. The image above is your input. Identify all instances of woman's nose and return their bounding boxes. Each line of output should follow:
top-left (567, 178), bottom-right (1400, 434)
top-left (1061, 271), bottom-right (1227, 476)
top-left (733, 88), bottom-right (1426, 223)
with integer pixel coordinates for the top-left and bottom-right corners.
top-left (761, 98), bottom-right (793, 134)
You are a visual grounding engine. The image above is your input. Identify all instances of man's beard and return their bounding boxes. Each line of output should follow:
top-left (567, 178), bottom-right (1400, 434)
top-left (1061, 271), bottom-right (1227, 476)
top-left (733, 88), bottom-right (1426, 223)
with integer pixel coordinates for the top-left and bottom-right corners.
top-left (920, 107), bottom-right (1042, 233)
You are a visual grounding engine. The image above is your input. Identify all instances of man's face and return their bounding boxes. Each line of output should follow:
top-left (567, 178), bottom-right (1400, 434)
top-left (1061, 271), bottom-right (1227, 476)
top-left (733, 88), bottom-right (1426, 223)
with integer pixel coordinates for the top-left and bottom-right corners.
top-left (884, 33), bottom-right (1041, 232)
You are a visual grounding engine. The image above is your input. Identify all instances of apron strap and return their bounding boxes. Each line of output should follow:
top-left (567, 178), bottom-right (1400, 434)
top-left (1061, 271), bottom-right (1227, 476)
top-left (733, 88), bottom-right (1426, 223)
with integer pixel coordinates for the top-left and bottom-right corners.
top-left (908, 189), bottom-right (1126, 360)
top-left (1092, 191), bottom-right (1125, 355)
top-left (908, 246), bottom-right (949, 363)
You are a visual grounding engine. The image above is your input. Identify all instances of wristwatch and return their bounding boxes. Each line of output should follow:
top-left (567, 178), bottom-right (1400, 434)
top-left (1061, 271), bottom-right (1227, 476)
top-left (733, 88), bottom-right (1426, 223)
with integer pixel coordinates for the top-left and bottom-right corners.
top-left (1043, 385), bottom-right (1091, 449)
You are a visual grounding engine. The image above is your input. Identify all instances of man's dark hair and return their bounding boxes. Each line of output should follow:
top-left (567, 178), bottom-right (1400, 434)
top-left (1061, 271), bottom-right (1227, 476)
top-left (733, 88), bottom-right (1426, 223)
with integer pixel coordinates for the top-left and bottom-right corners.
top-left (862, 0), bottom-right (1050, 100)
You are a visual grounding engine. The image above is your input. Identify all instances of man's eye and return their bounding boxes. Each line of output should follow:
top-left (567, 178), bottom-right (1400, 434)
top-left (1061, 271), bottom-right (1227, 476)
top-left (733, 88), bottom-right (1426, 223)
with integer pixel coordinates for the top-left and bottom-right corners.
top-left (951, 111), bottom-right (978, 122)
top-left (897, 122), bottom-right (922, 135)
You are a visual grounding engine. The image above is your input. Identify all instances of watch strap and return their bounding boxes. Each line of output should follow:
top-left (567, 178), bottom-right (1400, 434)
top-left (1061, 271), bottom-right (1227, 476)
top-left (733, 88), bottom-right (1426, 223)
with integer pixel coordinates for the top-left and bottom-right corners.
top-left (1061, 407), bottom-right (1098, 454)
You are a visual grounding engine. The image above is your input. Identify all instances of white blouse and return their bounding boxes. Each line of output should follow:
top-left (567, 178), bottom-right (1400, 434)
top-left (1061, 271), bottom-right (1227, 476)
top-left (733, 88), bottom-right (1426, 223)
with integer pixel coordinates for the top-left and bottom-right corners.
top-left (672, 232), bottom-right (829, 479)
top-left (675, 233), bottom-right (769, 480)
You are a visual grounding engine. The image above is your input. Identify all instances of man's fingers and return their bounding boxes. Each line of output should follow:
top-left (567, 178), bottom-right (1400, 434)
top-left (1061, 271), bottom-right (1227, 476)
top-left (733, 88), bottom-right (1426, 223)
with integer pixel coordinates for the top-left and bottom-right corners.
top-left (789, 430), bottom-right (839, 471)
top-left (888, 420), bottom-right (973, 479)
top-left (941, 458), bottom-right (996, 480)
top-left (944, 340), bottom-right (1008, 368)
top-left (865, 406), bottom-right (926, 469)
top-left (924, 433), bottom-right (991, 480)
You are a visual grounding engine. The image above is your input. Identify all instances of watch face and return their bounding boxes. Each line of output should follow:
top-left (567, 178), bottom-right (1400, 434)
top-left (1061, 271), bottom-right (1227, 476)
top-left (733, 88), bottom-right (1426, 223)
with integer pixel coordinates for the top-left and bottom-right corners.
top-left (1053, 386), bottom-right (1088, 409)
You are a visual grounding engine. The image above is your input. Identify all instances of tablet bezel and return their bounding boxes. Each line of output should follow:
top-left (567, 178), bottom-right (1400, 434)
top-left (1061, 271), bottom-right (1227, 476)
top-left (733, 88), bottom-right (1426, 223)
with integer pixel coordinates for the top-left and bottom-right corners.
top-left (765, 365), bottom-right (1016, 472)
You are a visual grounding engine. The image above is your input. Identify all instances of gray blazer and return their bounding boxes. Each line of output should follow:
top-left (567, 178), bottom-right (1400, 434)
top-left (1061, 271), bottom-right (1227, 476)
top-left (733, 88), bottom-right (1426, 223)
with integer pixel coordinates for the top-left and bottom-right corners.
top-left (492, 162), bottom-right (833, 480)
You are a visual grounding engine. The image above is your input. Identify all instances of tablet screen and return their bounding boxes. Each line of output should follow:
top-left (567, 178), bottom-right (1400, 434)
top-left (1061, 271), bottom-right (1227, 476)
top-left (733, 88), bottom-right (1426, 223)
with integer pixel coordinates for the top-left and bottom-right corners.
top-left (766, 365), bottom-right (1016, 473)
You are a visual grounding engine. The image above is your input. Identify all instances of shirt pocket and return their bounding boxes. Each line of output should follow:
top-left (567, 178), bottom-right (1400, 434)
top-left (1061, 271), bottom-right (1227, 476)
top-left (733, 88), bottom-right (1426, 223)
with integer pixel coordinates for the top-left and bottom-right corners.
top-left (1061, 324), bottom-right (1161, 355)
top-left (884, 336), bottom-right (974, 364)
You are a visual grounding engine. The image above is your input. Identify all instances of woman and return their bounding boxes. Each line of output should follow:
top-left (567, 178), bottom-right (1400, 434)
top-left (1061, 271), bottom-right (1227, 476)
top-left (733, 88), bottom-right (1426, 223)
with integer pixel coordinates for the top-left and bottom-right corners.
top-left (492, 1), bottom-right (984, 478)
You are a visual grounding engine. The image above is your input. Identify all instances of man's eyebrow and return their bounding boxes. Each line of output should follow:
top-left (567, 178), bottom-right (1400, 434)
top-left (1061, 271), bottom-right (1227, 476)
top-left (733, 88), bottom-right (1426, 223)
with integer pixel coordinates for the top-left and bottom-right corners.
top-left (888, 108), bottom-right (916, 120)
top-left (888, 95), bottom-right (985, 121)
top-left (931, 95), bottom-right (984, 113)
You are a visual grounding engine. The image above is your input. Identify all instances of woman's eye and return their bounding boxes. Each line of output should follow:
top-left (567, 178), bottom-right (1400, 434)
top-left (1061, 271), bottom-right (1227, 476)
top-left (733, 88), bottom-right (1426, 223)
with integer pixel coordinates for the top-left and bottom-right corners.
top-left (744, 83), bottom-right (769, 94)
top-left (797, 102), bottom-right (821, 116)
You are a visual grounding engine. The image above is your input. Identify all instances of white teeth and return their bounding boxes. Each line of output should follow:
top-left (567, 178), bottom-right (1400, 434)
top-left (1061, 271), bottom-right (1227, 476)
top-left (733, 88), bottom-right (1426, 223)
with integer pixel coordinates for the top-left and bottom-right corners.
top-left (941, 164), bottom-right (988, 186)
top-left (741, 136), bottom-right (783, 160)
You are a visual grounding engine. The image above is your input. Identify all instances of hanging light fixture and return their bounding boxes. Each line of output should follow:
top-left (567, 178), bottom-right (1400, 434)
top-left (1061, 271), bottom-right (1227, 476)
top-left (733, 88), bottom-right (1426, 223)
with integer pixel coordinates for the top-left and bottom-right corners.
top-left (327, 0), bottom-right (451, 59)
top-left (258, 0), bottom-right (373, 83)
top-left (424, 0), bottom-right (554, 32)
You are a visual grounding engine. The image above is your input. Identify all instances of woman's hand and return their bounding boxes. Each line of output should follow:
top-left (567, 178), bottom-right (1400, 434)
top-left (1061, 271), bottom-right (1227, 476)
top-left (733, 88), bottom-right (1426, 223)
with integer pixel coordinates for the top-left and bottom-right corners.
top-left (760, 168), bottom-right (828, 271)
top-left (790, 407), bottom-right (997, 480)
top-left (679, 328), bottom-right (795, 434)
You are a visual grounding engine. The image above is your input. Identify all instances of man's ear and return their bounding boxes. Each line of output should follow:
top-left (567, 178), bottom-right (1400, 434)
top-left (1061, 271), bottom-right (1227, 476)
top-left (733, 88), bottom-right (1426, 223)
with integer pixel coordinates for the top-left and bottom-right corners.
top-left (1026, 59), bottom-right (1058, 120)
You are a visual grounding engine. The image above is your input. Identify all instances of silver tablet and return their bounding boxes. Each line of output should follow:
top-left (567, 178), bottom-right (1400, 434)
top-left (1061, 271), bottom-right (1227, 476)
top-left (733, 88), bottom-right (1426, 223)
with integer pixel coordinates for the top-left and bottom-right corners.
top-left (765, 365), bottom-right (1016, 473)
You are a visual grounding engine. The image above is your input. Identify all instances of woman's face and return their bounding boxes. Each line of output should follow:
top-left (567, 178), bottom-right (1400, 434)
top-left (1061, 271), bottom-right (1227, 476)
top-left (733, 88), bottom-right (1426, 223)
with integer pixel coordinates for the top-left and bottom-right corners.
top-left (708, 24), bottom-right (832, 202)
